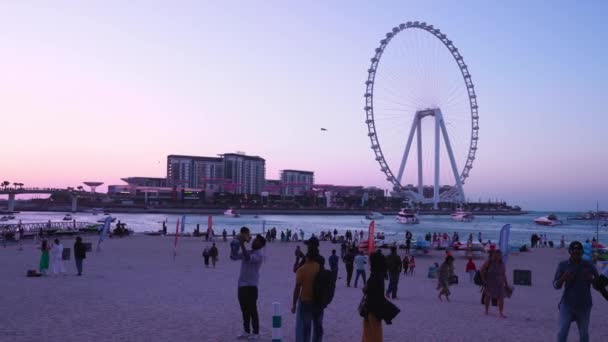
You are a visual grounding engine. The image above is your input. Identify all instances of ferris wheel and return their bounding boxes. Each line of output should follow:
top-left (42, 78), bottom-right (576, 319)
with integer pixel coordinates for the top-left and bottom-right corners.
top-left (364, 21), bottom-right (479, 208)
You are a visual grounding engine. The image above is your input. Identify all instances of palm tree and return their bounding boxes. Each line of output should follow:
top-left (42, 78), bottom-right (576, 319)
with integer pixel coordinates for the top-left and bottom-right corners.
top-left (2, 181), bottom-right (9, 190)
top-left (18, 183), bottom-right (24, 189)
top-left (77, 186), bottom-right (84, 192)
top-left (13, 182), bottom-right (18, 190)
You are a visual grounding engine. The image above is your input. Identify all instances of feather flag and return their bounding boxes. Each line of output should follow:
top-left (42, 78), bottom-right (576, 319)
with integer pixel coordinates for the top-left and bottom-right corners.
top-left (498, 224), bottom-right (511, 264)
top-left (368, 220), bottom-right (376, 255)
top-left (180, 215), bottom-right (186, 234)
top-left (97, 216), bottom-right (112, 251)
top-left (173, 218), bottom-right (180, 260)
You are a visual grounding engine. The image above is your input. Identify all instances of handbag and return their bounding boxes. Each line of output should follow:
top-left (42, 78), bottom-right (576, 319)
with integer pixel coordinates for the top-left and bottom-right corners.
top-left (358, 294), bottom-right (368, 318)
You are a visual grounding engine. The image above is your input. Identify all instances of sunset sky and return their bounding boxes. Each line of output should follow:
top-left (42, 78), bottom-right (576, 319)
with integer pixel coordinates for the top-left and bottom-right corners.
top-left (1, 1), bottom-right (606, 211)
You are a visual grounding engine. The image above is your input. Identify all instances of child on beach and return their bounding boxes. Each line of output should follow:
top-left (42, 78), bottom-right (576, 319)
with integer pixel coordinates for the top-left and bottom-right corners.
top-left (408, 256), bottom-right (416, 276)
top-left (402, 254), bottom-right (409, 276)
top-left (466, 257), bottom-right (477, 283)
top-left (231, 227), bottom-right (251, 260)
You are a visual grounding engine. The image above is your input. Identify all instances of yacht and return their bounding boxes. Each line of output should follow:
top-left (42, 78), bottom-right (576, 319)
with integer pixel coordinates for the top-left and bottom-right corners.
top-left (63, 214), bottom-right (73, 221)
top-left (451, 210), bottom-right (474, 222)
top-left (396, 208), bottom-right (419, 224)
top-left (365, 212), bottom-right (384, 220)
top-left (534, 214), bottom-right (563, 226)
top-left (224, 208), bottom-right (240, 218)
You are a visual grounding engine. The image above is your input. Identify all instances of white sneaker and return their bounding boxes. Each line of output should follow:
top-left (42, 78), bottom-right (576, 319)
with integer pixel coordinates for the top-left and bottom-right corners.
top-left (247, 334), bottom-right (260, 340)
top-left (237, 333), bottom-right (250, 339)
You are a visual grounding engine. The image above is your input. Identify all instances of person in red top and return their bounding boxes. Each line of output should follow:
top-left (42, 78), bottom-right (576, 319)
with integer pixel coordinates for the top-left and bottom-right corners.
top-left (465, 257), bottom-right (477, 283)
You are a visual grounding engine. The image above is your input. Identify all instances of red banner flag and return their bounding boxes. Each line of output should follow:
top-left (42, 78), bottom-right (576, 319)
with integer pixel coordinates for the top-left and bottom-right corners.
top-left (368, 220), bottom-right (375, 255)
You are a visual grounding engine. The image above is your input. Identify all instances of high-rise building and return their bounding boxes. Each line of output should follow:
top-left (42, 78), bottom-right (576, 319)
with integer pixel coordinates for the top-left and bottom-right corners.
top-left (167, 155), bottom-right (223, 189)
top-left (280, 170), bottom-right (314, 196)
top-left (222, 153), bottom-right (265, 194)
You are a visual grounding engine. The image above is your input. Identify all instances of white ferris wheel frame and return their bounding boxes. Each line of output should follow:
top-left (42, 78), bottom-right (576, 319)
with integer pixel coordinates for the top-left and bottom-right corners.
top-left (364, 21), bottom-right (479, 207)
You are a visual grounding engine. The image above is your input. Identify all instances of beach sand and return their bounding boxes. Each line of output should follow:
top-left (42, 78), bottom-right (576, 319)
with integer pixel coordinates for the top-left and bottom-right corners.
top-left (1, 235), bottom-right (608, 342)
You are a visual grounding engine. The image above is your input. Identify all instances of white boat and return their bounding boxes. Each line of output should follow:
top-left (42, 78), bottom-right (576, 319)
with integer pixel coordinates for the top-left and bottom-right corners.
top-left (365, 212), bottom-right (384, 220)
top-left (451, 210), bottom-right (474, 222)
top-left (224, 208), bottom-right (240, 218)
top-left (63, 214), bottom-right (73, 221)
top-left (396, 208), bottom-right (419, 224)
top-left (534, 214), bottom-right (562, 226)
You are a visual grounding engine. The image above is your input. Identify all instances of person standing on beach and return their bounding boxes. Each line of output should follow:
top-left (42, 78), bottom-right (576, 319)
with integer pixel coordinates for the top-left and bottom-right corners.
top-left (202, 247), bottom-right (210, 267)
top-left (478, 232), bottom-right (482, 243)
top-left (39, 239), bottom-right (50, 275)
top-left (408, 256), bottom-right (416, 276)
top-left (354, 250), bottom-right (368, 288)
top-left (480, 250), bottom-right (508, 318)
top-left (385, 246), bottom-right (402, 299)
top-left (209, 243), bottom-right (219, 268)
top-left (50, 239), bottom-right (65, 276)
top-left (329, 249), bottom-right (339, 282)
top-left (437, 255), bottom-right (455, 302)
top-left (343, 248), bottom-right (355, 287)
top-left (73, 237), bottom-right (86, 276)
top-left (554, 241), bottom-right (604, 342)
top-left (465, 257), bottom-right (477, 283)
top-left (405, 231), bottom-right (412, 255)
top-left (233, 234), bottom-right (266, 340)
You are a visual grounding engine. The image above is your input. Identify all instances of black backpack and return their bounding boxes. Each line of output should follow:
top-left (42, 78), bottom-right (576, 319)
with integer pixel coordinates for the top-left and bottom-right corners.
top-left (313, 266), bottom-right (336, 308)
top-left (473, 270), bottom-right (482, 286)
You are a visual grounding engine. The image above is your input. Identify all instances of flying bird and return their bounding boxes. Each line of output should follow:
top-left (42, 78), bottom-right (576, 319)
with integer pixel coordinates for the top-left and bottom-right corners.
top-left (320, 128), bottom-right (327, 131)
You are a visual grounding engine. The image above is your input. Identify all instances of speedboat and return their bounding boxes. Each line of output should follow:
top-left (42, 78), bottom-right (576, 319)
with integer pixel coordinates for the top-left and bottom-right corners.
top-left (63, 214), bottom-right (73, 221)
top-left (396, 208), bottom-right (419, 224)
top-left (224, 208), bottom-right (240, 218)
top-left (451, 210), bottom-right (474, 222)
top-left (534, 214), bottom-right (562, 226)
top-left (365, 212), bottom-right (384, 220)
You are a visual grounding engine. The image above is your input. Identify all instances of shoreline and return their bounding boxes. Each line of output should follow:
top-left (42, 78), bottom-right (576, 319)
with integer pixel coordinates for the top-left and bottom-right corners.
top-left (8, 207), bottom-right (529, 216)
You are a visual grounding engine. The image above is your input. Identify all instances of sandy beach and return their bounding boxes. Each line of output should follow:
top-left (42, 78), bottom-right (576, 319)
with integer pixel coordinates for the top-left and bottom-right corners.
top-left (1, 235), bottom-right (608, 342)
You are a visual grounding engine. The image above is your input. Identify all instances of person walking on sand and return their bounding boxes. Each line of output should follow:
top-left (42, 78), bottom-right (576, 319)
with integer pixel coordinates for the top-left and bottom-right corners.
top-left (209, 242), bottom-right (219, 268)
top-left (554, 241), bottom-right (606, 342)
top-left (408, 256), bottom-right (416, 276)
top-left (202, 246), bottom-right (210, 267)
top-left (354, 250), bottom-right (368, 288)
top-left (233, 234), bottom-right (266, 340)
top-left (343, 247), bottom-right (355, 287)
top-left (50, 239), bottom-right (65, 276)
top-left (291, 245), bottom-right (324, 342)
top-left (437, 255), bottom-right (455, 302)
top-left (73, 237), bottom-right (86, 276)
top-left (405, 230), bottom-right (412, 255)
top-left (480, 250), bottom-right (508, 318)
top-left (385, 246), bottom-right (402, 299)
top-left (329, 249), bottom-right (339, 282)
top-left (361, 250), bottom-right (400, 342)
top-left (402, 255), bottom-right (409, 276)
top-left (39, 239), bottom-right (50, 275)
top-left (465, 257), bottom-right (477, 283)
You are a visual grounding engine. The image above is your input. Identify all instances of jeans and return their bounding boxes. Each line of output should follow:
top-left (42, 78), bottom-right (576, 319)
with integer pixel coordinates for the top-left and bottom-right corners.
top-left (386, 272), bottom-right (399, 298)
top-left (238, 286), bottom-right (259, 334)
top-left (345, 265), bottom-right (353, 286)
top-left (557, 303), bottom-right (591, 342)
top-left (354, 269), bottom-right (366, 288)
top-left (296, 301), bottom-right (324, 342)
top-left (75, 258), bottom-right (83, 275)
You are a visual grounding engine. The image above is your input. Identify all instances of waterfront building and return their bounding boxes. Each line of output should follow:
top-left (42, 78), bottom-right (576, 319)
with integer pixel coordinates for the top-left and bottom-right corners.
top-left (167, 155), bottom-right (224, 189)
top-left (222, 153), bottom-right (265, 195)
top-left (280, 170), bottom-right (314, 196)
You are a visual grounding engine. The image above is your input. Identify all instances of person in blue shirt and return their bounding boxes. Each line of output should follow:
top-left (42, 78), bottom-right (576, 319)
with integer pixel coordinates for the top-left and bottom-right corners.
top-left (554, 241), bottom-right (602, 342)
top-left (354, 250), bottom-right (368, 288)
top-left (328, 249), bottom-right (339, 282)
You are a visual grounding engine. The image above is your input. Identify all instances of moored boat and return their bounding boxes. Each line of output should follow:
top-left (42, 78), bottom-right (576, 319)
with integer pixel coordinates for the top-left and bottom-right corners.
top-left (224, 208), bottom-right (240, 217)
top-left (396, 208), bottom-right (419, 224)
top-left (451, 210), bottom-right (474, 222)
top-left (534, 214), bottom-right (562, 226)
top-left (365, 212), bottom-right (384, 220)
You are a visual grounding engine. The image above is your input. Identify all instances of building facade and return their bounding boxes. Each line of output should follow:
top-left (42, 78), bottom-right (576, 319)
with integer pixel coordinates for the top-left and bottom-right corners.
top-left (223, 153), bottom-right (265, 195)
top-left (167, 155), bottom-right (224, 189)
top-left (280, 170), bottom-right (314, 196)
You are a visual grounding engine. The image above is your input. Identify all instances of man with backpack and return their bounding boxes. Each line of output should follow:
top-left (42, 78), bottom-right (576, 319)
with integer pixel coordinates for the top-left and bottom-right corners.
top-left (291, 237), bottom-right (332, 342)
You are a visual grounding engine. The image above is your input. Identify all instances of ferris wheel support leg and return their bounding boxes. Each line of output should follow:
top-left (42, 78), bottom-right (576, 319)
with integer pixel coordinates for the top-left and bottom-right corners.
top-left (416, 118), bottom-right (423, 197)
top-left (436, 109), bottom-right (465, 203)
top-left (434, 114), bottom-right (440, 210)
top-left (396, 115), bottom-right (419, 185)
